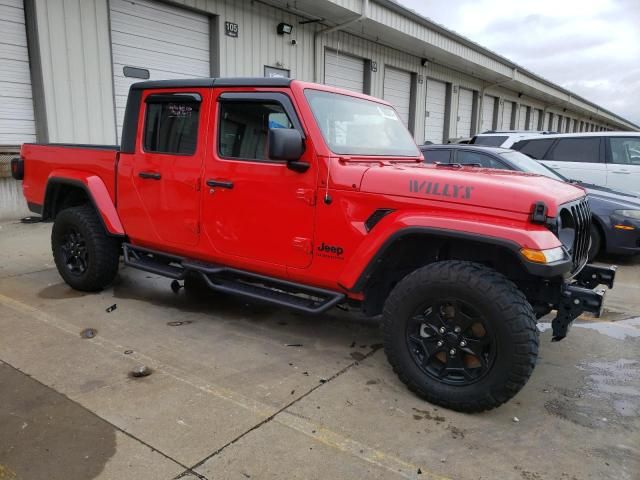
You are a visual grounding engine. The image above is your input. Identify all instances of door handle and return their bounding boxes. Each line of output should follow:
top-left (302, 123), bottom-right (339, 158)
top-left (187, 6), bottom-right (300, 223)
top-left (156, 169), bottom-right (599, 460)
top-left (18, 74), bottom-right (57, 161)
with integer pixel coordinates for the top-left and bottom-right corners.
top-left (206, 179), bottom-right (234, 189)
top-left (611, 171), bottom-right (631, 174)
top-left (138, 171), bottom-right (161, 180)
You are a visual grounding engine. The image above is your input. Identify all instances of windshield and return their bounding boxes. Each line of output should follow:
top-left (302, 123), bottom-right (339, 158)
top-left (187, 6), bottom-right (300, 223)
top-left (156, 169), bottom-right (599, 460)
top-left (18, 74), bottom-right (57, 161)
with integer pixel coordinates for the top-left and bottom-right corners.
top-left (304, 89), bottom-right (419, 156)
top-left (499, 151), bottom-right (567, 181)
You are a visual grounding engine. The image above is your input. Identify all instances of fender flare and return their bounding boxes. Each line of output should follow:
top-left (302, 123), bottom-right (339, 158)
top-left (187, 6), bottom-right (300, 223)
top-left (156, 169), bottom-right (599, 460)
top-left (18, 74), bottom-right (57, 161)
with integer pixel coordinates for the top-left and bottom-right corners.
top-left (339, 213), bottom-right (568, 291)
top-left (44, 170), bottom-right (125, 236)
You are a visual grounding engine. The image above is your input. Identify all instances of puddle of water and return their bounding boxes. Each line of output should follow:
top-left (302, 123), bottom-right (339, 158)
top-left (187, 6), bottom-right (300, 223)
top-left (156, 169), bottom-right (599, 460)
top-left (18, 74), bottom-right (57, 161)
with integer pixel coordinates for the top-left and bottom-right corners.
top-left (537, 318), bottom-right (640, 339)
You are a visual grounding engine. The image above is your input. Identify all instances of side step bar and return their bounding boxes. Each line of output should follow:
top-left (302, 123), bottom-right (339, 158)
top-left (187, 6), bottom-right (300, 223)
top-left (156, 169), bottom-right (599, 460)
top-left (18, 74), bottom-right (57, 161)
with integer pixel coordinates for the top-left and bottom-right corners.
top-left (122, 243), bottom-right (345, 314)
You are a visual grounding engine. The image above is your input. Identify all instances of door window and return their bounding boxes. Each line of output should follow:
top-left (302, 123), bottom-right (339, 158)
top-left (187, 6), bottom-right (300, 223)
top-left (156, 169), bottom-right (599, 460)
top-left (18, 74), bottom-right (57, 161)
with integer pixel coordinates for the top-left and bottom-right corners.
top-left (457, 150), bottom-right (507, 169)
top-left (609, 137), bottom-right (640, 165)
top-left (421, 149), bottom-right (451, 164)
top-left (548, 138), bottom-right (601, 163)
top-left (143, 94), bottom-right (201, 155)
top-left (218, 101), bottom-right (294, 161)
top-left (512, 138), bottom-right (554, 159)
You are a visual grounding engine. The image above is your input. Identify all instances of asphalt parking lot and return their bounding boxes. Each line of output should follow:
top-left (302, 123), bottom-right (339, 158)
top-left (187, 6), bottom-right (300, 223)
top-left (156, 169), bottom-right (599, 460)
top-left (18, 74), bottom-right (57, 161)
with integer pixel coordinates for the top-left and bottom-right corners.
top-left (0, 220), bottom-right (638, 480)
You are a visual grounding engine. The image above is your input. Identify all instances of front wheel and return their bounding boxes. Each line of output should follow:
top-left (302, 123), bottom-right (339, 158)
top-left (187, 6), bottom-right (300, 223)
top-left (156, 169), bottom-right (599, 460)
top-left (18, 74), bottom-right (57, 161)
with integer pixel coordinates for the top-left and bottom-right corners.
top-left (382, 261), bottom-right (538, 412)
top-left (52, 205), bottom-right (121, 291)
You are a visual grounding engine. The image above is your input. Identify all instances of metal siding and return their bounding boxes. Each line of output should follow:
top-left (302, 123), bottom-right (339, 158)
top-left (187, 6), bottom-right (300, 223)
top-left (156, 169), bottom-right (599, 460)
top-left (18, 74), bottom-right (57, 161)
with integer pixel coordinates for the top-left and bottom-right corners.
top-left (501, 100), bottom-right (513, 130)
top-left (456, 87), bottom-right (473, 137)
top-left (480, 95), bottom-right (495, 132)
top-left (110, 0), bottom-right (210, 140)
top-left (424, 78), bottom-right (446, 143)
top-left (0, 0), bottom-right (36, 144)
top-left (383, 65), bottom-right (411, 126)
top-left (324, 49), bottom-right (364, 93)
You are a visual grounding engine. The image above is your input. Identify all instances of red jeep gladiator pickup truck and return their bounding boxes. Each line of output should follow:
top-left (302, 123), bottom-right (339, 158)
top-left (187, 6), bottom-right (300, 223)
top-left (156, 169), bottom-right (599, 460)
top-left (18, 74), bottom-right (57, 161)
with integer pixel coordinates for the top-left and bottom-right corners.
top-left (12, 77), bottom-right (616, 412)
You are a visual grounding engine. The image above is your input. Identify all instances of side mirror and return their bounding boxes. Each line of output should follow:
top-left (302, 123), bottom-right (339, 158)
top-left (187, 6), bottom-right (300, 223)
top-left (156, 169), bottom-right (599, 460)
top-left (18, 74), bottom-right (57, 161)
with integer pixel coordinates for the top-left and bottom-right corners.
top-left (268, 128), bottom-right (309, 172)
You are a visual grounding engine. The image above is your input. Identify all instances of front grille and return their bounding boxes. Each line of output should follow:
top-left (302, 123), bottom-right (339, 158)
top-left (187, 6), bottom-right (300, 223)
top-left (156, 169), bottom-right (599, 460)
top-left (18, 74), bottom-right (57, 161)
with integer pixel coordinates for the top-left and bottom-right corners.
top-left (565, 197), bottom-right (591, 272)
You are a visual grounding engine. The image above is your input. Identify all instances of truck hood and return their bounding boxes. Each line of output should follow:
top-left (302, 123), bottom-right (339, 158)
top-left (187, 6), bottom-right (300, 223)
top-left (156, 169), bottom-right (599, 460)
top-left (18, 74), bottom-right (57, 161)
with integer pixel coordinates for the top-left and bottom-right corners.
top-left (359, 163), bottom-right (585, 215)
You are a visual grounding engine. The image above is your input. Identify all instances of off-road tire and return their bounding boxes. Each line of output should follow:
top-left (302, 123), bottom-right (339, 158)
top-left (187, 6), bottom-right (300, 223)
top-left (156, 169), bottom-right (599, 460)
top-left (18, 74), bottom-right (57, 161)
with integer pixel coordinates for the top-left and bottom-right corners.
top-left (51, 205), bottom-right (121, 291)
top-left (588, 223), bottom-right (602, 261)
top-left (382, 260), bottom-right (539, 412)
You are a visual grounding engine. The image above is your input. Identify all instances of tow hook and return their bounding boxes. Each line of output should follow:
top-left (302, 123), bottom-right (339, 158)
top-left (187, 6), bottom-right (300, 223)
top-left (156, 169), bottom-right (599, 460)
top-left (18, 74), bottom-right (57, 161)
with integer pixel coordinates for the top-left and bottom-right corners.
top-left (551, 284), bottom-right (606, 342)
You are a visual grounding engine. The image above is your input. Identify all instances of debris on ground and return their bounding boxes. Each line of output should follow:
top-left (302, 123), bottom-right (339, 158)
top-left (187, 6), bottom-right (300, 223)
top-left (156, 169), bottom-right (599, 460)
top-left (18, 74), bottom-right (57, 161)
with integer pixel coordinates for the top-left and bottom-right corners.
top-left (167, 321), bottom-right (193, 327)
top-left (124, 350), bottom-right (133, 355)
top-left (130, 365), bottom-right (152, 378)
top-left (286, 343), bottom-right (303, 347)
top-left (20, 216), bottom-right (41, 224)
top-left (513, 416), bottom-right (520, 423)
top-left (80, 328), bottom-right (97, 339)
top-left (170, 280), bottom-right (183, 293)
top-left (105, 304), bottom-right (117, 313)
top-left (319, 378), bottom-right (327, 384)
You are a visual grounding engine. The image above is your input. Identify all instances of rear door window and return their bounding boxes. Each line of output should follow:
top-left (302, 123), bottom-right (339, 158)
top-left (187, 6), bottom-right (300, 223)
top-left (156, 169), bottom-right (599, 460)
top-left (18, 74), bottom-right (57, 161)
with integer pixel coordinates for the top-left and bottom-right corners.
top-left (421, 149), bottom-right (451, 163)
top-left (144, 94), bottom-right (201, 155)
top-left (547, 137), bottom-right (601, 163)
top-left (609, 137), bottom-right (640, 165)
top-left (512, 139), bottom-right (554, 159)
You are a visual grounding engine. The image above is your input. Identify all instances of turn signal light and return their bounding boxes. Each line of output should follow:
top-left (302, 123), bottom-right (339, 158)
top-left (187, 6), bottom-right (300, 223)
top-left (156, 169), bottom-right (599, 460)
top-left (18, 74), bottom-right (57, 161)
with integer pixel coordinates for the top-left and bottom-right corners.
top-left (520, 246), bottom-right (565, 264)
top-left (614, 224), bottom-right (635, 231)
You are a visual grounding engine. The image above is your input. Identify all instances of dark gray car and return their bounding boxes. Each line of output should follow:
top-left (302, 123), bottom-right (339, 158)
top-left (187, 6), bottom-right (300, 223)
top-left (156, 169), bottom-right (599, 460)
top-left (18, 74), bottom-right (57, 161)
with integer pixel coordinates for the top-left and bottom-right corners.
top-left (420, 144), bottom-right (640, 259)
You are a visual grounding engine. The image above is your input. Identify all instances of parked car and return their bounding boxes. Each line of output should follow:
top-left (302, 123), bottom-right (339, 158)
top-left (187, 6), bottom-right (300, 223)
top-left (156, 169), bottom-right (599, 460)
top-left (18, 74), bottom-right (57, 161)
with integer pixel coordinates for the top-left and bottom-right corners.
top-left (472, 131), bottom-right (557, 147)
top-left (13, 77), bottom-right (616, 412)
top-left (420, 144), bottom-right (640, 260)
top-left (473, 132), bottom-right (640, 196)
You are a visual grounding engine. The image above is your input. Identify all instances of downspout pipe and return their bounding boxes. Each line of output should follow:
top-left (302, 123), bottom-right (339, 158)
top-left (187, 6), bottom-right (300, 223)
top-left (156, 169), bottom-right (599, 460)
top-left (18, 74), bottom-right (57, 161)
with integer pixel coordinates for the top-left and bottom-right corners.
top-left (314, 0), bottom-right (369, 82)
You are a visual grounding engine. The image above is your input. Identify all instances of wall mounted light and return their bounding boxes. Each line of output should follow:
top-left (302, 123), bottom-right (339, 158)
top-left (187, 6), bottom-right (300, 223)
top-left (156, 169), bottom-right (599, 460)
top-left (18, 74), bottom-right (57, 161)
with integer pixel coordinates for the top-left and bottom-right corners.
top-left (421, 58), bottom-right (428, 67)
top-left (277, 22), bottom-right (293, 35)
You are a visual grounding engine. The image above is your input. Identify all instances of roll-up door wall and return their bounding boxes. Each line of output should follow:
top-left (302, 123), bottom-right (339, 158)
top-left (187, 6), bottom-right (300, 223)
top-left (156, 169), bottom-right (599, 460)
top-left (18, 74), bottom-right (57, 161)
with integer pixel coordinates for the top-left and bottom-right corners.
top-left (530, 108), bottom-right (540, 131)
top-left (0, 0), bottom-right (36, 144)
top-left (109, 0), bottom-right (211, 141)
top-left (324, 49), bottom-right (365, 93)
top-left (517, 105), bottom-right (527, 130)
top-left (502, 101), bottom-right (514, 130)
top-left (383, 66), bottom-right (412, 127)
top-left (481, 95), bottom-right (496, 132)
top-left (424, 78), bottom-right (447, 143)
top-left (456, 87), bottom-right (473, 138)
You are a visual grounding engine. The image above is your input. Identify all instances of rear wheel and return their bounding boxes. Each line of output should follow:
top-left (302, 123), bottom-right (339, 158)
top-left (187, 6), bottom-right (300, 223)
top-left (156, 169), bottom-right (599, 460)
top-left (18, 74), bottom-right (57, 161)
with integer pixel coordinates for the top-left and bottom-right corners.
top-left (382, 261), bottom-right (538, 412)
top-left (51, 205), bottom-right (120, 291)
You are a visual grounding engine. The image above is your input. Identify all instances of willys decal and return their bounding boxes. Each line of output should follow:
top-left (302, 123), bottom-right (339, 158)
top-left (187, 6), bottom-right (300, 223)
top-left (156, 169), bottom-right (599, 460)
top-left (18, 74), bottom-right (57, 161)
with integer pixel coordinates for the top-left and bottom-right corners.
top-left (409, 180), bottom-right (474, 199)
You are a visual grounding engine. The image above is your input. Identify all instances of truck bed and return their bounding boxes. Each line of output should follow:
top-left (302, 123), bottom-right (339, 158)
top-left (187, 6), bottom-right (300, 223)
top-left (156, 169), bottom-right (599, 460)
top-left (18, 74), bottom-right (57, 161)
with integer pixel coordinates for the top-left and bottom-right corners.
top-left (20, 143), bottom-right (120, 213)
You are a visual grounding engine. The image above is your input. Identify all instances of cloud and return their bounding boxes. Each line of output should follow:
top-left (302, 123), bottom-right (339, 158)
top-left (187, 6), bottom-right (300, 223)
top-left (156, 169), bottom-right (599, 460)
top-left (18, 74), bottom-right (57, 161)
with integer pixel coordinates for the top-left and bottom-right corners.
top-left (396, 0), bottom-right (640, 125)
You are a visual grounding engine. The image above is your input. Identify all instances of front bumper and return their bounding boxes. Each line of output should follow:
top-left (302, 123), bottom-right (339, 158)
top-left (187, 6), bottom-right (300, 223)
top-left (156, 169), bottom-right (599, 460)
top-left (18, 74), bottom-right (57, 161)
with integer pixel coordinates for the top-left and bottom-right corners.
top-left (551, 264), bottom-right (617, 341)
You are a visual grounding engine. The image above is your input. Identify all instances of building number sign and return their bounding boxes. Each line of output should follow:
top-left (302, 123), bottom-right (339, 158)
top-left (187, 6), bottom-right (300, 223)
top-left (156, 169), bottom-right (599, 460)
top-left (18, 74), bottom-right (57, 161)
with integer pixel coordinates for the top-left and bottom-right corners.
top-left (225, 21), bottom-right (239, 37)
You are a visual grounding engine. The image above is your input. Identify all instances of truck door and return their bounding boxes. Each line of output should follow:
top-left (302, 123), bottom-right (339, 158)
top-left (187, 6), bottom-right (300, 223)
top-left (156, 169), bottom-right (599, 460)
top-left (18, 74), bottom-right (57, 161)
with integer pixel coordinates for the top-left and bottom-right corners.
top-left (201, 91), bottom-right (317, 268)
top-left (117, 90), bottom-right (208, 248)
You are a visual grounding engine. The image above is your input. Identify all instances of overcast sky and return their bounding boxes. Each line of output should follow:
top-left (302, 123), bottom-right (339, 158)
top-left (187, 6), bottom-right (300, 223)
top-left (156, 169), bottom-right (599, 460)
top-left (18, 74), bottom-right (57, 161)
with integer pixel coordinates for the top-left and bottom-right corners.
top-left (396, 0), bottom-right (640, 125)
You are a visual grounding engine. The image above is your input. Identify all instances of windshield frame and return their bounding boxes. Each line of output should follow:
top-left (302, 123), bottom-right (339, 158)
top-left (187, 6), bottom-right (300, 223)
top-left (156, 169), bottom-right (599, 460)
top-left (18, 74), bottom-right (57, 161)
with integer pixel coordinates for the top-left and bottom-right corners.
top-left (303, 88), bottom-right (420, 157)
top-left (499, 151), bottom-right (568, 181)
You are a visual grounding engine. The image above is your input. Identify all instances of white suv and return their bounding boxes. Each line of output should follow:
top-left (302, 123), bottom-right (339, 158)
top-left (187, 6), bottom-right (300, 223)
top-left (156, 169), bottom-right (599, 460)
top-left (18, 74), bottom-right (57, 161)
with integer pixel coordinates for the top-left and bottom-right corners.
top-left (471, 131), bottom-right (557, 148)
top-left (476, 132), bottom-right (640, 195)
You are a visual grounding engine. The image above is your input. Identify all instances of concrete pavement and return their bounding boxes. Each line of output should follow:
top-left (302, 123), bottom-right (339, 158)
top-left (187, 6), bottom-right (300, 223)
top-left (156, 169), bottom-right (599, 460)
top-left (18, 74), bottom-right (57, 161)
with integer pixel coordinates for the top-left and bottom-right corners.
top-left (0, 220), bottom-right (638, 480)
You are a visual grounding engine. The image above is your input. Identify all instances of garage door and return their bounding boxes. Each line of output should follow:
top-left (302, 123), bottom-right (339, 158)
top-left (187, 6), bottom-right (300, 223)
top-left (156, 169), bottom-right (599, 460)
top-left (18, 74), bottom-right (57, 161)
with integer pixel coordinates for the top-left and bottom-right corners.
top-left (383, 66), bottom-right (411, 126)
top-left (110, 0), bottom-right (210, 141)
top-left (0, 0), bottom-right (36, 144)
top-left (481, 95), bottom-right (496, 132)
top-left (517, 105), bottom-right (528, 130)
top-left (502, 101), bottom-right (514, 130)
top-left (324, 50), bottom-right (364, 93)
top-left (456, 88), bottom-right (473, 138)
top-left (424, 78), bottom-right (447, 143)
top-left (530, 108), bottom-right (540, 131)
top-left (552, 115), bottom-right (559, 131)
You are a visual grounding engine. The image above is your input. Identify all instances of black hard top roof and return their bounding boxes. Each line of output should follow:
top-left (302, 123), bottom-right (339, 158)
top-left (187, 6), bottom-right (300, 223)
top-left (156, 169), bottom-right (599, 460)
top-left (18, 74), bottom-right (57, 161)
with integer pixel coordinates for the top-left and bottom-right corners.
top-left (420, 144), bottom-right (512, 153)
top-left (130, 77), bottom-right (293, 90)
